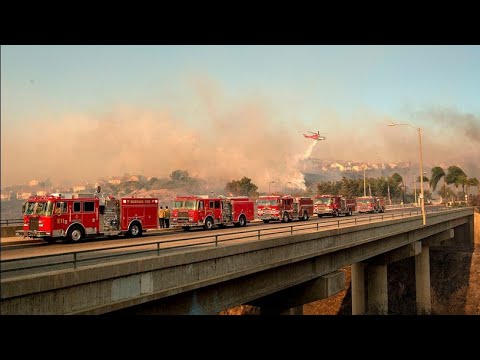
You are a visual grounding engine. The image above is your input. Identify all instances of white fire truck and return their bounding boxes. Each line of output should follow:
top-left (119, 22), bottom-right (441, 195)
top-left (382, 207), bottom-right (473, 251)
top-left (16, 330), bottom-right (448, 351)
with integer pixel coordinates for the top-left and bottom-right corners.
top-left (16, 191), bottom-right (159, 243)
top-left (171, 195), bottom-right (255, 230)
top-left (256, 195), bottom-right (314, 223)
top-left (313, 194), bottom-right (356, 217)
top-left (356, 196), bottom-right (386, 213)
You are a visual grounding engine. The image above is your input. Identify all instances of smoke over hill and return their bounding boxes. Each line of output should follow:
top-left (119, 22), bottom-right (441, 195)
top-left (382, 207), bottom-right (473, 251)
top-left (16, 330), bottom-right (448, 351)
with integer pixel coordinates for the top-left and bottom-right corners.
top-left (2, 88), bottom-right (478, 191)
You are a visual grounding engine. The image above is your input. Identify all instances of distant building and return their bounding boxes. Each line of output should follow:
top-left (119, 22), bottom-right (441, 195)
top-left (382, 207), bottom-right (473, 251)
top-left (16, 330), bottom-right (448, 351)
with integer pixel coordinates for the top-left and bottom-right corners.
top-left (36, 190), bottom-right (47, 196)
top-left (108, 178), bottom-right (121, 185)
top-left (128, 175), bottom-right (139, 182)
top-left (28, 179), bottom-right (39, 186)
top-left (73, 185), bottom-right (86, 193)
top-left (16, 192), bottom-right (32, 200)
top-left (1, 193), bottom-right (11, 201)
top-left (330, 162), bottom-right (345, 171)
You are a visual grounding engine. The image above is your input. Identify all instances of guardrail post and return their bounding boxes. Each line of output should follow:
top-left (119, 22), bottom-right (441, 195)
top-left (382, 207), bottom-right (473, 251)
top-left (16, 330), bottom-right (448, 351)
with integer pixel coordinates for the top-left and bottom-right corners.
top-left (355, 218), bottom-right (357, 225)
top-left (73, 253), bottom-right (77, 269)
top-left (317, 223), bottom-right (319, 231)
top-left (337, 220), bottom-right (340, 227)
top-left (157, 242), bottom-right (160, 256)
top-left (258, 230), bottom-right (261, 240)
top-left (215, 235), bottom-right (218, 247)
top-left (291, 226), bottom-right (293, 235)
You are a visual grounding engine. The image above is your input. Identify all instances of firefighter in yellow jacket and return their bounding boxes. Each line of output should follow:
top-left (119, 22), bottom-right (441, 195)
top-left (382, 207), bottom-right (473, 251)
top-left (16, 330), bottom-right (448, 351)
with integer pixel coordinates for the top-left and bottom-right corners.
top-left (158, 206), bottom-right (165, 228)
top-left (164, 205), bottom-right (171, 228)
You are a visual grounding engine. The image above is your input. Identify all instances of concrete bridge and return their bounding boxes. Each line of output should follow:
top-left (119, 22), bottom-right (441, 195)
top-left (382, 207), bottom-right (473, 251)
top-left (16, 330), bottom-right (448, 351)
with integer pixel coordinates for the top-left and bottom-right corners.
top-left (0, 207), bottom-right (474, 315)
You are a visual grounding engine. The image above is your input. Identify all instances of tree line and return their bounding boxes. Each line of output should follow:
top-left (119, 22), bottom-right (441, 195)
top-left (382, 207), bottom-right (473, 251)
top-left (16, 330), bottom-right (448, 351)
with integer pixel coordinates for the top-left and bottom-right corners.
top-left (223, 165), bottom-right (479, 205)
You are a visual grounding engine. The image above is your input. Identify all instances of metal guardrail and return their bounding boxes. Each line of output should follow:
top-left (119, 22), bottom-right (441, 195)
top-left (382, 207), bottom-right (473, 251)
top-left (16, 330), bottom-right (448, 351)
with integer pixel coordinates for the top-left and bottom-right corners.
top-left (1, 207), bottom-right (456, 276)
top-left (0, 205), bottom-right (412, 226)
top-left (0, 218), bottom-right (23, 226)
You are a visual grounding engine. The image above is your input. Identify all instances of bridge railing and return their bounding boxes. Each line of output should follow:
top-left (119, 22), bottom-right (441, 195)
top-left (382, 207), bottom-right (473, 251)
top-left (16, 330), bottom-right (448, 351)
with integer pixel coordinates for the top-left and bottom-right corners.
top-left (0, 218), bottom-right (23, 226)
top-left (1, 206), bottom-right (456, 277)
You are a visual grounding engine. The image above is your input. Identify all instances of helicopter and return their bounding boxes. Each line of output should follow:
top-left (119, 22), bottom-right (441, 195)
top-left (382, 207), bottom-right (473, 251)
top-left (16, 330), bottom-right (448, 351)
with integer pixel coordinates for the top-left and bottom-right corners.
top-left (303, 131), bottom-right (327, 141)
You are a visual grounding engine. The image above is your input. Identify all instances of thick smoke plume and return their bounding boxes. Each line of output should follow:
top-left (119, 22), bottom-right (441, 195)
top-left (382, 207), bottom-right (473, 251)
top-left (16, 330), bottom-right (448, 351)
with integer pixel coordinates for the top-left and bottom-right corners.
top-left (2, 93), bottom-right (479, 191)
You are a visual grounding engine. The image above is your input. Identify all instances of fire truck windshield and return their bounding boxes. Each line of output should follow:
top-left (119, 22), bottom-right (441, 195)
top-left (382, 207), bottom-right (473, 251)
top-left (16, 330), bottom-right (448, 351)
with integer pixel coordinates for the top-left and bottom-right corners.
top-left (174, 200), bottom-right (196, 209)
top-left (314, 197), bottom-right (332, 205)
top-left (24, 201), bottom-right (54, 216)
top-left (256, 199), bottom-right (278, 206)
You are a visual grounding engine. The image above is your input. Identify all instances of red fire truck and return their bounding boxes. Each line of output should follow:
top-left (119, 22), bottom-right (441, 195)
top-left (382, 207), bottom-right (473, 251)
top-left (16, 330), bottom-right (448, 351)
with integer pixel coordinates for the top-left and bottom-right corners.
top-left (313, 195), bottom-right (356, 217)
top-left (356, 196), bottom-right (386, 213)
top-left (256, 195), bottom-right (313, 223)
top-left (16, 192), bottom-right (159, 243)
top-left (171, 195), bottom-right (255, 230)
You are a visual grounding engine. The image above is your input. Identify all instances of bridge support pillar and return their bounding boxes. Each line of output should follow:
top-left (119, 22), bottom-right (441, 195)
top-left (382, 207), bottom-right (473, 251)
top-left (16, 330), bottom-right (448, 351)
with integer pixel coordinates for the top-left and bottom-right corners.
top-left (415, 244), bottom-right (431, 315)
top-left (351, 262), bottom-right (366, 315)
top-left (367, 264), bottom-right (388, 315)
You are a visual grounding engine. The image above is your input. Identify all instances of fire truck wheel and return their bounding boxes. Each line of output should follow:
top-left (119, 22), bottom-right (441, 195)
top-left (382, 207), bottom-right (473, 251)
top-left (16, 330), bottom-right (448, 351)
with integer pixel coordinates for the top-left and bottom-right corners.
top-left (318, 214), bottom-right (322, 218)
top-left (348, 209), bottom-right (353, 216)
top-left (204, 217), bottom-right (214, 230)
top-left (282, 213), bottom-right (289, 223)
top-left (302, 211), bottom-right (309, 221)
top-left (67, 226), bottom-right (84, 243)
top-left (263, 220), bottom-right (270, 224)
top-left (44, 237), bottom-right (55, 243)
top-left (182, 226), bottom-right (191, 231)
top-left (239, 215), bottom-right (247, 227)
top-left (128, 222), bottom-right (142, 237)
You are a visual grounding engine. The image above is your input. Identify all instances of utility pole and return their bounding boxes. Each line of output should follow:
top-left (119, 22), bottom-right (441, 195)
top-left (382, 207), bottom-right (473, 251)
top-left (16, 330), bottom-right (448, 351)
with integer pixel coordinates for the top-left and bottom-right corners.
top-left (414, 174), bottom-right (417, 206)
top-left (363, 164), bottom-right (366, 196)
top-left (387, 184), bottom-right (392, 205)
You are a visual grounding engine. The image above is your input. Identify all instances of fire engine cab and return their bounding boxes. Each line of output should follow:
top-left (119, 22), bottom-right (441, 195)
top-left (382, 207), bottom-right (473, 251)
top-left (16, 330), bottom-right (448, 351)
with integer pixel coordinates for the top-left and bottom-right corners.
top-left (313, 194), bottom-right (356, 217)
top-left (256, 195), bottom-right (313, 223)
top-left (171, 195), bottom-right (255, 230)
top-left (356, 196), bottom-right (386, 213)
top-left (16, 191), bottom-right (159, 243)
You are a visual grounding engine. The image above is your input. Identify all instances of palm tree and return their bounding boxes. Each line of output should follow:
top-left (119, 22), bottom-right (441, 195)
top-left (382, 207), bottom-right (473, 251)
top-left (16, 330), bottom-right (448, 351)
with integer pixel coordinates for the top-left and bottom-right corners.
top-left (430, 166), bottom-right (446, 203)
top-left (466, 177), bottom-right (479, 198)
top-left (446, 166), bottom-right (467, 200)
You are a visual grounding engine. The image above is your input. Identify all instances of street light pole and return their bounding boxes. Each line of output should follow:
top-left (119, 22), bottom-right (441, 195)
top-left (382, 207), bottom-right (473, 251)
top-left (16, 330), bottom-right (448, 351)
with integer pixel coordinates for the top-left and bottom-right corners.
top-left (418, 127), bottom-right (426, 226)
top-left (269, 181), bottom-right (275, 194)
top-left (387, 122), bottom-right (426, 226)
top-left (286, 181), bottom-right (292, 195)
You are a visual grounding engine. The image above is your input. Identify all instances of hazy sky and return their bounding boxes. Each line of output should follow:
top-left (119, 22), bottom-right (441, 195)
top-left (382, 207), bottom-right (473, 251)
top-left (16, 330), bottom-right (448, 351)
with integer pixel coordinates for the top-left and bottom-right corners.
top-left (2, 45), bottom-right (479, 190)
